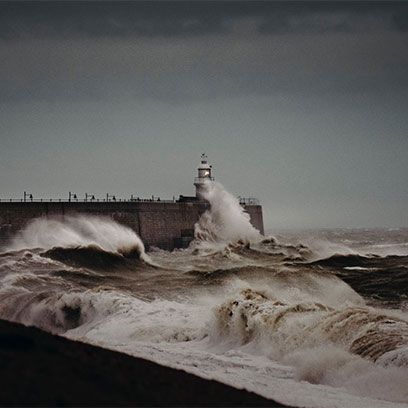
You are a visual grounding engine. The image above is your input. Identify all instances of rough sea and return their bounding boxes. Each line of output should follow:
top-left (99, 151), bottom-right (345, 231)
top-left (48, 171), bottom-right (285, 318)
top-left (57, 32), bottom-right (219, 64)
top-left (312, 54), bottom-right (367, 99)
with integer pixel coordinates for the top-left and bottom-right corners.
top-left (0, 182), bottom-right (407, 408)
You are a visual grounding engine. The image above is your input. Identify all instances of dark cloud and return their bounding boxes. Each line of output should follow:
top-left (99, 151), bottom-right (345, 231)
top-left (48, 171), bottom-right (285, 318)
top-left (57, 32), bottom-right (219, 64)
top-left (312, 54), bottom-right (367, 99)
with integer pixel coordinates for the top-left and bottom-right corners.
top-left (392, 8), bottom-right (408, 31)
top-left (1, 29), bottom-right (407, 104)
top-left (0, 1), bottom-right (407, 104)
top-left (0, 1), bottom-right (407, 40)
top-left (258, 2), bottom-right (408, 34)
top-left (0, 1), bottom-right (229, 39)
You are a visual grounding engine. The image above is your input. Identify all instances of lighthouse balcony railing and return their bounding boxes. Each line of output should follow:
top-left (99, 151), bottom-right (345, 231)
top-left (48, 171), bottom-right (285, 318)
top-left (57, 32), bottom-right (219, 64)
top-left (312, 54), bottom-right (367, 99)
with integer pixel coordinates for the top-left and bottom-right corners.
top-left (194, 177), bottom-right (214, 183)
top-left (238, 197), bottom-right (260, 206)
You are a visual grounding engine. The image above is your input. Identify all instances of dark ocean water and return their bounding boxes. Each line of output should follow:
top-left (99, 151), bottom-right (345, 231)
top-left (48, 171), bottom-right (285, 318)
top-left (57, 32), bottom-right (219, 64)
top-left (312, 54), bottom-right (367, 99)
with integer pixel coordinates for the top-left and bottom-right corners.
top-left (0, 183), bottom-right (407, 407)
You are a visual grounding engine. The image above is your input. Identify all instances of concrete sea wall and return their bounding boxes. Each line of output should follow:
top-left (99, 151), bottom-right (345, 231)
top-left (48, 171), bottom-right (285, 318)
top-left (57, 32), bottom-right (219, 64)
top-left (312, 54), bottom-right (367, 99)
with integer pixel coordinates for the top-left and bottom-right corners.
top-left (0, 201), bottom-right (264, 250)
top-left (0, 319), bottom-right (286, 406)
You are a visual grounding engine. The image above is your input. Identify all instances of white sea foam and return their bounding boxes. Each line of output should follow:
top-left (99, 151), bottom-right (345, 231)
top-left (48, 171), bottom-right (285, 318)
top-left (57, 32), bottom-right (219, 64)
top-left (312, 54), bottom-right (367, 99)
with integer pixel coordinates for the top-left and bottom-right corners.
top-left (212, 288), bottom-right (408, 363)
top-left (282, 236), bottom-right (408, 260)
top-left (299, 238), bottom-right (358, 260)
top-left (344, 266), bottom-right (376, 271)
top-left (361, 243), bottom-right (408, 257)
top-left (284, 346), bottom-right (408, 404)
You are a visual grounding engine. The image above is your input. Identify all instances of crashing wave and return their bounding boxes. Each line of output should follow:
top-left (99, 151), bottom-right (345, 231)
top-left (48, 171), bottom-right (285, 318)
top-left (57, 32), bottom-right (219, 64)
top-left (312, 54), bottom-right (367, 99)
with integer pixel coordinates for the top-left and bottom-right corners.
top-left (0, 289), bottom-right (98, 333)
top-left (7, 215), bottom-right (150, 263)
top-left (212, 288), bottom-right (408, 367)
top-left (192, 181), bottom-right (263, 252)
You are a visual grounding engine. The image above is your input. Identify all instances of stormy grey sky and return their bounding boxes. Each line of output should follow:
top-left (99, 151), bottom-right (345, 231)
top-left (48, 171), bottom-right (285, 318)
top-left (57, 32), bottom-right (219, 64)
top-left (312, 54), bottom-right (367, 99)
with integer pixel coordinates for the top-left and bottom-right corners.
top-left (1, 1), bottom-right (407, 229)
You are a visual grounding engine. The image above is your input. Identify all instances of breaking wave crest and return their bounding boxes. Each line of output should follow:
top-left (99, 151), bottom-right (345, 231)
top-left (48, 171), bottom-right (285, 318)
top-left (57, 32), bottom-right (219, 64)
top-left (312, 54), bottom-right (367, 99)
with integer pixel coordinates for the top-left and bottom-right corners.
top-left (42, 245), bottom-right (144, 271)
top-left (0, 288), bottom-right (98, 334)
top-left (311, 253), bottom-right (375, 267)
top-left (7, 215), bottom-right (149, 263)
top-left (212, 288), bottom-right (408, 368)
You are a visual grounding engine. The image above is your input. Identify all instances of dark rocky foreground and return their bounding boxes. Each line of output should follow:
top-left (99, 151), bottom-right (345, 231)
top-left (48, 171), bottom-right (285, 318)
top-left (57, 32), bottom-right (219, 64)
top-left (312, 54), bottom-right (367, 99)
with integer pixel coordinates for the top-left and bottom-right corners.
top-left (0, 319), bottom-right (287, 407)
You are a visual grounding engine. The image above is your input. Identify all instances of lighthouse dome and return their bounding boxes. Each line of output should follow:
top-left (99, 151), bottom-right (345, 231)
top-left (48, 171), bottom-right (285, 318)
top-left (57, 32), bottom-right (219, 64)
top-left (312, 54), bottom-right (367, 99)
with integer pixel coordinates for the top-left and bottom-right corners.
top-left (198, 153), bottom-right (211, 169)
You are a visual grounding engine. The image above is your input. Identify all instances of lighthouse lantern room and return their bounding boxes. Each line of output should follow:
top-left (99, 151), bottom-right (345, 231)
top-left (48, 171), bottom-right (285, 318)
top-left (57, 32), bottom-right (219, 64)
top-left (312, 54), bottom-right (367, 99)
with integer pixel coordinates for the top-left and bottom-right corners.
top-left (194, 153), bottom-right (214, 198)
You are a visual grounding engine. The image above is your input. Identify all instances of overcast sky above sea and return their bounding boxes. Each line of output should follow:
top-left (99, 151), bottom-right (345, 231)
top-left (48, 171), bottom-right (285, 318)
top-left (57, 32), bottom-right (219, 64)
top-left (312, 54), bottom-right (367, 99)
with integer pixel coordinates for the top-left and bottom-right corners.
top-left (1, 1), bottom-right (407, 229)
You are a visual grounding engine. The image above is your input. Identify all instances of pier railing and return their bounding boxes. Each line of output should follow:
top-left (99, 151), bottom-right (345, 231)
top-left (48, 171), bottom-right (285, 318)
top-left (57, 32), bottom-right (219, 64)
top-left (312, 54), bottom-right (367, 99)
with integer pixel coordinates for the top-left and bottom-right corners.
top-left (0, 198), bottom-right (176, 203)
top-left (0, 196), bottom-right (260, 205)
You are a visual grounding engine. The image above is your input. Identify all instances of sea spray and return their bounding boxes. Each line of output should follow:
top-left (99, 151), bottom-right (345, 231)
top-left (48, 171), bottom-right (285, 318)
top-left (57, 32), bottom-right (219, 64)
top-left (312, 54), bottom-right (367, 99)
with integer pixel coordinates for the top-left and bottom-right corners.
top-left (283, 345), bottom-right (408, 403)
top-left (193, 181), bottom-right (263, 250)
top-left (8, 215), bottom-right (148, 261)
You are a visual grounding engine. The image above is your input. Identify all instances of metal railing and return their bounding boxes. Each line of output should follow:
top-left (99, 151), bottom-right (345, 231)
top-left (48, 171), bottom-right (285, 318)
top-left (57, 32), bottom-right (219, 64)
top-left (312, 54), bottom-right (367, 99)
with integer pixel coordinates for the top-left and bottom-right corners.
top-left (238, 197), bottom-right (260, 206)
top-left (0, 194), bottom-right (260, 205)
top-left (0, 197), bottom-right (176, 203)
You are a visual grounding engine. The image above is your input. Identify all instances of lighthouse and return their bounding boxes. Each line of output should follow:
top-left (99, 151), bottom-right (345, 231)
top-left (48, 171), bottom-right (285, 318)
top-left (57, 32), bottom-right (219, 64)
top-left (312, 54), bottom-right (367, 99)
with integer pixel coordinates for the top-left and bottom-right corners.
top-left (194, 153), bottom-right (214, 199)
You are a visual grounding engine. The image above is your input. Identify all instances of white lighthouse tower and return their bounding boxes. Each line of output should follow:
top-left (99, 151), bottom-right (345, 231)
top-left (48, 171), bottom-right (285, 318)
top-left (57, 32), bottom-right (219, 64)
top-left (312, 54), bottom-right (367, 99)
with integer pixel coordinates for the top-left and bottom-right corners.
top-left (194, 153), bottom-right (214, 199)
